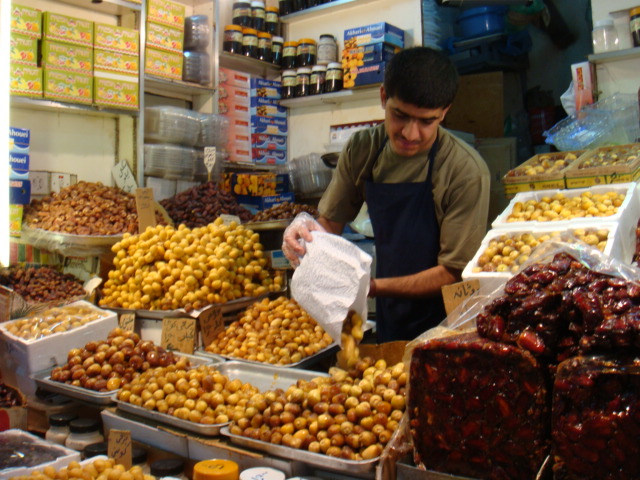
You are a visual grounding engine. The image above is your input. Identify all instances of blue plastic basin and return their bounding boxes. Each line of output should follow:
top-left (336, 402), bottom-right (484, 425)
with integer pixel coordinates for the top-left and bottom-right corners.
top-left (456, 6), bottom-right (507, 38)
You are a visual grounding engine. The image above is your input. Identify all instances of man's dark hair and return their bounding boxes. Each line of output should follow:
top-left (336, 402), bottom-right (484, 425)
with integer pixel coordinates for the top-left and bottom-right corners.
top-left (383, 47), bottom-right (459, 109)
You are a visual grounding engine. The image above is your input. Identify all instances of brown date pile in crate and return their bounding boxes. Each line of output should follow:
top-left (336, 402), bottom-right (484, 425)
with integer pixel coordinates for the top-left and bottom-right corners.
top-left (0, 266), bottom-right (85, 303)
top-left (251, 201), bottom-right (318, 222)
top-left (409, 332), bottom-right (549, 479)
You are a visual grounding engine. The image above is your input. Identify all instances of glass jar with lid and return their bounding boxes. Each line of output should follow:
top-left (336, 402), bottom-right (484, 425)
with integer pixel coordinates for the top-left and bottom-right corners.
top-left (317, 34), bottom-right (338, 65)
top-left (281, 69), bottom-right (297, 99)
top-left (258, 32), bottom-right (272, 62)
top-left (46, 413), bottom-right (77, 446)
top-left (242, 28), bottom-right (259, 58)
top-left (65, 418), bottom-right (104, 452)
top-left (223, 25), bottom-right (244, 54)
top-left (278, 0), bottom-right (292, 16)
top-left (631, 7), bottom-right (640, 47)
top-left (295, 67), bottom-right (311, 97)
top-left (251, 1), bottom-right (266, 32)
top-left (592, 19), bottom-right (619, 53)
top-left (83, 441), bottom-right (108, 459)
top-left (232, 1), bottom-right (252, 27)
top-left (309, 64), bottom-right (326, 95)
top-left (325, 62), bottom-right (343, 93)
top-left (283, 41), bottom-right (298, 69)
top-left (271, 35), bottom-right (284, 65)
top-left (296, 38), bottom-right (317, 67)
top-left (265, 7), bottom-right (279, 36)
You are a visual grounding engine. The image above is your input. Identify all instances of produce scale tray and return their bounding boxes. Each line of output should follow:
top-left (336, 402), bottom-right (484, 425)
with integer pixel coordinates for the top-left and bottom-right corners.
top-left (31, 352), bottom-right (220, 406)
top-left (113, 361), bottom-right (328, 436)
top-left (21, 225), bottom-right (123, 257)
top-left (220, 426), bottom-right (378, 478)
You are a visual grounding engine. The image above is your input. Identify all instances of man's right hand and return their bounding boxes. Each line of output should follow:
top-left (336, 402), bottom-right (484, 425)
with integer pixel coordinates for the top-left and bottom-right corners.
top-left (282, 212), bottom-right (326, 267)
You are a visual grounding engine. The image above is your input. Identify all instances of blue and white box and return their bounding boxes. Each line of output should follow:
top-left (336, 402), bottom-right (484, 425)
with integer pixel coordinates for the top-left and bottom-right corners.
top-left (344, 22), bottom-right (405, 49)
top-left (9, 127), bottom-right (30, 153)
top-left (9, 152), bottom-right (29, 180)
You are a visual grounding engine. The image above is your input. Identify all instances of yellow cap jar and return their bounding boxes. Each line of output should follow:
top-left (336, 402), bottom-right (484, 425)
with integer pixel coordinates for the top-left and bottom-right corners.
top-left (193, 460), bottom-right (240, 480)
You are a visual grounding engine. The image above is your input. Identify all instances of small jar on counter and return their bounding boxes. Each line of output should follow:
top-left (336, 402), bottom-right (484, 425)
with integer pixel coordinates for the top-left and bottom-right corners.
top-left (65, 418), bottom-right (104, 452)
top-left (258, 32), bottom-right (272, 62)
top-left (251, 1), bottom-right (266, 32)
top-left (193, 459), bottom-right (239, 480)
top-left (46, 413), bottom-right (77, 446)
top-left (295, 67), bottom-right (311, 97)
top-left (325, 62), bottom-right (343, 93)
top-left (83, 441), bottom-right (108, 459)
top-left (232, 1), bottom-right (252, 27)
top-left (150, 458), bottom-right (188, 480)
top-left (265, 7), bottom-right (280, 36)
top-left (631, 7), bottom-right (640, 47)
top-left (271, 35), bottom-right (284, 65)
top-left (282, 41), bottom-right (298, 69)
top-left (240, 468), bottom-right (285, 480)
top-left (281, 69), bottom-right (297, 99)
top-left (309, 64), bottom-right (326, 95)
top-left (223, 24), bottom-right (243, 54)
top-left (132, 446), bottom-right (150, 474)
top-left (317, 34), bottom-right (338, 65)
top-left (242, 28), bottom-right (259, 58)
top-left (278, 0), bottom-right (292, 16)
top-left (296, 38), bottom-right (317, 67)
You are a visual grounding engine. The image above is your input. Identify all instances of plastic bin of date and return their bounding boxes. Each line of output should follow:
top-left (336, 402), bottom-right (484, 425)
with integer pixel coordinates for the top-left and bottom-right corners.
top-left (409, 332), bottom-right (549, 480)
top-left (552, 355), bottom-right (640, 480)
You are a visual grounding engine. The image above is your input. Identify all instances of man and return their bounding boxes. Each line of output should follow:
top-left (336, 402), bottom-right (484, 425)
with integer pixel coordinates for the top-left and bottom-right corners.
top-left (283, 46), bottom-right (490, 342)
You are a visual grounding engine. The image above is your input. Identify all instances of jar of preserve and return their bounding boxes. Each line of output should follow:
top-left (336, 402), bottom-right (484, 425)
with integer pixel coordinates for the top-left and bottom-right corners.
top-left (150, 458), bottom-right (188, 480)
top-left (278, 0), bottom-right (292, 16)
top-left (292, 0), bottom-right (307, 12)
top-left (309, 64), bottom-right (326, 95)
top-left (325, 62), bottom-right (343, 93)
top-left (295, 67), bottom-right (311, 97)
top-left (258, 32), bottom-right (272, 62)
top-left (242, 28), bottom-right (259, 58)
top-left (317, 34), bottom-right (337, 65)
top-left (282, 41), bottom-right (298, 69)
top-left (223, 25), bottom-right (243, 53)
top-left (281, 69), bottom-right (296, 99)
top-left (296, 38), bottom-right (317, 67)
top-left (265, 7), bottom-right (279, 36)
top-left (46, 413), bottom-right (77, 446)
top-left (193, 459), bottom-right (239, 480)
top-left (271, 35), bottom-right (284, 65)
top-left (232, 1), bottom-right (252, 27)
top-left (65, 418), bottom-right (104, 452)
top-left (631, 7), bottom-right (640, 47)
top-left (306, 0), bottom-right (319, 8)
top-left (251, 1), bottom-right (266, 32)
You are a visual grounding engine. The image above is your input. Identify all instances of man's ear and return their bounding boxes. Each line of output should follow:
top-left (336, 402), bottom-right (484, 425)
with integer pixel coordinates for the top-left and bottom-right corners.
top-left (380, 85), bottom-right (387, 108)
top-left (441, 104), bottom-right (452, 120)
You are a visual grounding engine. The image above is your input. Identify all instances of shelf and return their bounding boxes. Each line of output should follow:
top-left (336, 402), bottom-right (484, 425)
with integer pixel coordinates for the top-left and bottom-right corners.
top-left (588, 46), bottom-right (640, 64)
top-left (280, 0), bottom-right (380, 23)
top-left (219, 52), bottom-right (282, 78)
top-left (10, 96), bottom-right (140, 118)
top-left (54, 0), bottom-right (141, 15)
top-left (144, 75), bottom-right (215, 101)
top-left (279, 86), bottom-right (380, 107)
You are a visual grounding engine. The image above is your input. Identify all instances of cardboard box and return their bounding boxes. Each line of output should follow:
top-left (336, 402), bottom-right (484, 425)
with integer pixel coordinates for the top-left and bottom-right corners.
top-left (344, 61), bottom-right (386, 89)
top-left (42, 12), bottom-right (93, 46)
top-left (94, 49), bottom-right (139, 77)
top-left (9, 63), bottom-right (42, 98)
top-left (250, 85), bottom-right (281, 100)
top-left (564, 144), bottom-right (640, 189)
top-left (144, 47), bottom-right (182, 80)
top-left (251, 133), bottom-right (287, 151)
top-left (93, 76), bottom-right (139, 110)
top-left (146, 21), bottom-right (184, 53)
top-left (43, 68), bottom-right (92, 104)
top-left (9, 152), bottom-right (29, 179)
top-left (41, 40), bottom-right (93, 74)
top-left (9, 33), bottom-right (37, 65)
top-left (146, 0), bottom-right (186, 29)
top-left (253, 148), bottom-right (287, 165)
top-left (236, 192), bottom-right (295, 211)
top-left (250, 102), bottom-right (287, 118)
top-left (218, 99), bottom-right (250, 117)
top-left (8, 236), bottom-right (63, 266)
top-left (344, 22), bottom-right (405, 49)
top-left (224, 172), bottom-right (279, 196)
top-left (219, 67), bottom-right (251, 89)
top-left (250, 77), bottom-right (281, 89)
top-left (571, 61), bottom-right (595, 112)
top-left (10, 3), bottom-right (42, 39)
top-left (9, 205), bottom-right (23, 237)
top-left (9, 127), bottom-right (30, 153)
top-left (342, 42), bottom-right (399, 69)
top-left (218, 84), bottom-right (250, 105)
top-left (251, 115), bottom-right (288, 136)
top-left (9, 179), bottom-right (30, 205)
top-left (94, 23), bottom-right (139, 54)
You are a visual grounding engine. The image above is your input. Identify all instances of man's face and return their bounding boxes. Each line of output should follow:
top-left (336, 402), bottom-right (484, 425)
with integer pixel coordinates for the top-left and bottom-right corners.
top-left (381, 87), bottom-right (450, 157)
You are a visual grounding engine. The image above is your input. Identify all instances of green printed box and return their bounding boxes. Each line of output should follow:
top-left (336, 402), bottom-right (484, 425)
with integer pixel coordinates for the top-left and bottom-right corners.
top-left (43, 11), bottom-right (93, 46)
top-left (44, 68), bottom-right (92, 104)
top-left (94, 77), bottom-right (139, 110)
top-left (11, 3), bottom-right (42, 39)
top-left (144, 47), bottom-right (182, 80)
top-left (146, 0), bottom-right (186, 29)
top-left (94, 23), bottom-right (139, 54)
top-left (10, 62), bottom-right (42, 98)
top-left (146, 21), bottom-right (184, 53)
top-left (94, 49), bottom-right (139, 76)
top-left (10, 33), bottom-right (37, 65)
top-left (42, 40), bottom-right (93, 73)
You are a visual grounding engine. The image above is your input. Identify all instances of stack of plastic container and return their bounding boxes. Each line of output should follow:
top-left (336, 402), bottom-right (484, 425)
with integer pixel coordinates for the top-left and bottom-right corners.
top-left (183, 15), bottom-right (211, 85)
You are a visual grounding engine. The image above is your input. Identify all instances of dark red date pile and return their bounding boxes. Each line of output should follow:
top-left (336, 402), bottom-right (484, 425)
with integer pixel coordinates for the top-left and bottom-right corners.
top-left (0, 266), bottom-right (85, 303)
top-left (251, 202), bottom-right (318, 222)
top-left (0, 383), bottom-right (23, 407)
top-left (160, 181), bottom-right (252, 228)
top-left (409, 333), bottom-right (549, 480)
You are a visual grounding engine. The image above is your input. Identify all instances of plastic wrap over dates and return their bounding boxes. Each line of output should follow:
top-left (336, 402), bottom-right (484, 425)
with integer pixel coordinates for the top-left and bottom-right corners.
top-left (476, 252), bottom-right (640, 361)
top-left (0, 266), bottom-right (85, 304)
top-left (409, 332), bottom-right (549, 479)
top-left (160, 181), bottom-right (252, 228)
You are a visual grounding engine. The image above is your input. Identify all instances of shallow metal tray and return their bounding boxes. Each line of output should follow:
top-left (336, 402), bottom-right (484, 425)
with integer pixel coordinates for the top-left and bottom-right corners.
top-left (113, 361), bottom-right (328, 436)
top-left (221, 426), bottom-right (378, 477)
top-left (21, 225), bottom-right (123, 256)
top-left (32, 352), bottom-right (222, 406)
top-left (243, 219), bottom-right (292, 231)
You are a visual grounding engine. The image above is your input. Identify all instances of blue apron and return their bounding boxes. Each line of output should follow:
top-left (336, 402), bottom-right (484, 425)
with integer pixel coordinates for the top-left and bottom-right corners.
top-left (365, 136), bottom-right (446, 342)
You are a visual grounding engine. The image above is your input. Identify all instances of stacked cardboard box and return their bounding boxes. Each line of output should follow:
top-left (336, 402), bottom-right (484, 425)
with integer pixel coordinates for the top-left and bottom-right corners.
top-left (9, 4), bottom-right (42, 98)
top-left (9, 127), bottom-right (31, 237)
top-left (144, 0), bottom-right (185, 80)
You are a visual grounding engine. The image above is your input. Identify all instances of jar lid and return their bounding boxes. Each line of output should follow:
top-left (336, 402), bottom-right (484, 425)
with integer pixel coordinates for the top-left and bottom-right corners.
top-left (242, 27), bottom-right (258, 35)
top-left (233, 1), bottom-right (251, 5)
top-left (49, 413), bottom-right (78, 427)
top-left (193, 460), bottom-right (239, 480)
top-left (327, 62), bottom-right (342, 68)
top-left (251, 1), bottom-right (265, 7)
top-left (631, 7), bottom-right (640, 15)
top-left (319, 34), bottom-right (335, 39)
top-left (224, 24), bottom-right (243, 31)
top-left (298, 38), bottom-right (317, 44)
top-left (282, 69), bottom-right (297, 76)
top-left (296, 67), bottom-right (312, 74)
top-left (240, 468), bottom-right (285, 480)
top-left (150, 458), bottom-right (186, 477)
top-left (312, 65), bottom-right (327, 71)
top-left (83, 441), bottom-right (108, 458)
top-left (284, 41), bottom-right (299, 47)
top-left (266, 6), bottom-right (279, 12)
top-left (258, 32), bottom-right (272, 38)
top-left (272, 35), bottom-right (284, 42)
top-left (132, 446), bottom-right (147, 465)
top-left (69, 418), bottom-right (101, 434)
top-left (593, 19), bottom-right (614, 27)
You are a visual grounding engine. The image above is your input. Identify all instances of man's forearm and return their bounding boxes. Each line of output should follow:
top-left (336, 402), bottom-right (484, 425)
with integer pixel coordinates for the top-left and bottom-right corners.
top-left (372, 264), bottom-right (461, 298)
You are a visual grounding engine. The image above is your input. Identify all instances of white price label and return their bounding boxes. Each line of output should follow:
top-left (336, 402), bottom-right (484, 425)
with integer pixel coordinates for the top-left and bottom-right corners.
top-left (219, 214), bottom-right (241, 225)
top-left (204, 147), bottom-right (217, 176)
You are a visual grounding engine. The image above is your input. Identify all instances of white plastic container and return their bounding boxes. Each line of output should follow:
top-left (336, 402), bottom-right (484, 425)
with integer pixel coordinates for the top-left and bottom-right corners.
top-left (592, 19), bottom-right (619, 53)
top-left (65, 418), bottom-right (104, 452)
top-left (46, 413), bottom-right (78, 446)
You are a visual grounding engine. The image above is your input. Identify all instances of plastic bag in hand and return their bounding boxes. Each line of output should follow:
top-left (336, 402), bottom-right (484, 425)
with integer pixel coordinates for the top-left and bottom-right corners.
top-left (282, 212), bottom-right (325, 267)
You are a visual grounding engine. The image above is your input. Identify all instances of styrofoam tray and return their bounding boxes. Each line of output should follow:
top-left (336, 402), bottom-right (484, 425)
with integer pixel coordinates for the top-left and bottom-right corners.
top-left (492, 183), bottom-right (637, 230)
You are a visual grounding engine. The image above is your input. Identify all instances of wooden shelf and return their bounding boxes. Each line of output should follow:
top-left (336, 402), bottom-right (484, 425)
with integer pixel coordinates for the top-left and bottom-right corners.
top-left (588, 46), bottom-right (640, 64)
top-left (280, 0), bottom-right (380, 23)
top-left (11, 96), bottom-right (139, 117)
top-left (219, 52), bottom-right (282, 78)
top-left (279, 86), bottom-right (380, 107)
top-left (144, 76), bottom-right (215, 101)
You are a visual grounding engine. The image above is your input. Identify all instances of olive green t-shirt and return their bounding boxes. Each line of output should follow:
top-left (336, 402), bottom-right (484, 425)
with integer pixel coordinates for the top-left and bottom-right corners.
top-left (318, 124), bottom-right (491, 271)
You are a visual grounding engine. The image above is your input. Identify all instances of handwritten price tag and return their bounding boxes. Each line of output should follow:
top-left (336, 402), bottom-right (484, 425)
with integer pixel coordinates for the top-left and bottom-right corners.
top-left (108, 429), bottom-right (132, 469)
top-left (112, 160), bottom-right (138, 194)
top-left (119, 313), bottom-right (136, 332)
top-left (204, 147), bottom-right (217, 182)
top-left (199, 305), bottom-right (224, 347)
top-left (441, 279), bottom-right (480, 316)
top-left (135, 187), bottom-right (156, 233)
top-left (162, 317), bottom-right (196, 354)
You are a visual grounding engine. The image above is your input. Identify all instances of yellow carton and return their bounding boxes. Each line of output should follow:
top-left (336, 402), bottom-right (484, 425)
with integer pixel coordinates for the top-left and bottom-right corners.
top-left (10, 33), bottom-right (37, 65)
top-left (564, 143), bottom-right (640, 188)
top-left (144, 47), bottom-right (182, 80)
top-left (93, 77), bottom-right (139, 110)
top-left (94, 49), bottom-right (139, 76)
top-left (10, 62), bottom-right (42, 98)
top-left (43, 69), bottom-right (92, 104)
top-left (146, 21), bottom-right (184, 53)
top-left (41, 40), bottom-right (93, 74)
top-left (146, 0), bottom-right (186, 29)
top-left (94, 23), bottom-right (139, 54)
top-left (43, 11), bottom-right (93, 46)
top-left (10, 3), bottom-right (42, 39)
